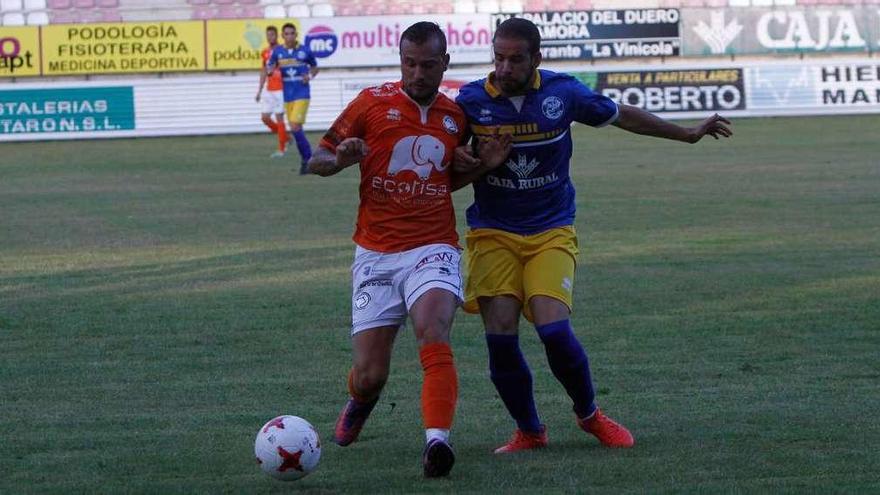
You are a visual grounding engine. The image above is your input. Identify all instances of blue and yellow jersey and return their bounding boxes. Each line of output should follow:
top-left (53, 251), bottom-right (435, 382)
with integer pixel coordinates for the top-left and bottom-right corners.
top-left (266, 43), bottom-right (317, 102)
top-left (456, 69), bottom-right (619, 235)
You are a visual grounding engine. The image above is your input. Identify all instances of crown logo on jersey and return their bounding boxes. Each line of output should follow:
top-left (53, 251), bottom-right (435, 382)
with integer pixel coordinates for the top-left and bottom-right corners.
top-left (506, 154), bottom-right (539, 179)
top-left (386, 108), bottom-right (401, 121)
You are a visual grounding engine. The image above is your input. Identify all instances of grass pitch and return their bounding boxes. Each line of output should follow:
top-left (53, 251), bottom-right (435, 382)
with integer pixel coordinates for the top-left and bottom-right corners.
top-left (1, 115), bottom-right (879, 493)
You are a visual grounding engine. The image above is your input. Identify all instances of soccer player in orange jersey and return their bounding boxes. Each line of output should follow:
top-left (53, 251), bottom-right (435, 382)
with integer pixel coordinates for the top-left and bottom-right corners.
top-left (308, 22), bottom-right (509, 477)
top-left (256, 26), bottom-right (288, 158)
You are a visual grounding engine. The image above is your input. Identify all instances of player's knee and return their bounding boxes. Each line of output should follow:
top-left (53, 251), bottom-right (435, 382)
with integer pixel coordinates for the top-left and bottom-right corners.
top-left (478, 296), bottom-right (521, 332)
top-left (529, 296), bottom-right (570, 325)
top-left (289, 123), bottom-right (302, 132)
top-left (415, 319), bottom-right (452, 345)
top-left (482, 309), bottom-right (519, 333)
top-left (352, 364), bottom-right (388, 396)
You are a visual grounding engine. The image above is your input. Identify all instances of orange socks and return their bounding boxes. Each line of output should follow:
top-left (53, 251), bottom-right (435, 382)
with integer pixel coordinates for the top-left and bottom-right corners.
top-left (419, 342), bottom-right (458, 429)
top-left (276, 121), bottom-right (288, 152)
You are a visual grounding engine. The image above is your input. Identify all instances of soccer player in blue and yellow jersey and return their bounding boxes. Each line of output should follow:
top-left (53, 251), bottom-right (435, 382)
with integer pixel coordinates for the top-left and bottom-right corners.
top-left (267, 23), bottom-right (318, 174)
top-left (455, 17), bottom-right (732, 454)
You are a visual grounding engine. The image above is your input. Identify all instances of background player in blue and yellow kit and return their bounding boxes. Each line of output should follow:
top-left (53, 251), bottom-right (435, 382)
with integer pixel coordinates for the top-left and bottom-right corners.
top-left (267, 23), bottom-right (318, 174)
top-left (456, 17), bottom-right (732, 454)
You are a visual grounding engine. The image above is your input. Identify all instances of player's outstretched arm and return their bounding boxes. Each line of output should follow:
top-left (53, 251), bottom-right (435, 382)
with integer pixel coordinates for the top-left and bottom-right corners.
top-left (308, 138), bottom-right (369, 177)
top-left (613, 104), bottom-right (732, 144)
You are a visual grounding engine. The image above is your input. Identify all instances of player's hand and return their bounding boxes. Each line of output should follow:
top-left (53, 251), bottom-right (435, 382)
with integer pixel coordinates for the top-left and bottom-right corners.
top-left (476, 127), bottom-right (513, 169)
top-left (255, 91), bottom-right (262, 103)
top-left (688, 113), bottom-right (732, 143)
top-left (336, 138), bottom-right (369, 168)
top-left (453, 145), bottom-right (481, 173)
top-left (302, 73), bottom-right (310, 85)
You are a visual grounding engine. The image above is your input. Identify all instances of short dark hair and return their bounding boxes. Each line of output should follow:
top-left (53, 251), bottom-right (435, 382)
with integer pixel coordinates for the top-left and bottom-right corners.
top-left (494, 17), bottom-right (541, 54)
top-left (282, 23), bottom-right (296, 33)
top-left (266, 25), bottom-right (277, 34)
top-left (400, 21), bottom-right (447, 54)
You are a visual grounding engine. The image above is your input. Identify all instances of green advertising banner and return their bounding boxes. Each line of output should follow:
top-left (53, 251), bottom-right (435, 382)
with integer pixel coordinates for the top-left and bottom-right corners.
top-left (0, 86), bottom-right (134, 135)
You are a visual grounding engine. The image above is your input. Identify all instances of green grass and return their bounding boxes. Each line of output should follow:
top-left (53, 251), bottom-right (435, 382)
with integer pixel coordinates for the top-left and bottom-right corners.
top-left (1, 115), bottom-right (879, 493)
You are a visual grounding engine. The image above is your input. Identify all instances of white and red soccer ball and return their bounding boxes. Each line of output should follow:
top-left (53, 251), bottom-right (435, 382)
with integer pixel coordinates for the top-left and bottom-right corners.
top-left (255, 415), bottom-right (321, 481)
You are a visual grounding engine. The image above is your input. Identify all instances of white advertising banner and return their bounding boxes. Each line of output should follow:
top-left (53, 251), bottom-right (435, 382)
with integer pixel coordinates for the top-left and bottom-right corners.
top-left (745, 62), bottom-right (880, 112)
top-left (0, 70), bottom-right (488, 142)
top-left (299, 14), bottom-right (493, 68)
top-left (682, 7), bottom-right (880, 56)
top-left (2, 59), bottom-right (878, 142)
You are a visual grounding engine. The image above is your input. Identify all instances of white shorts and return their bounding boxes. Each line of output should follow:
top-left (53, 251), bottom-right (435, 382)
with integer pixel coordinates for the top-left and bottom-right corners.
top-left (260, 89), bottom-right (284, 115)
top-left (350, 243), bottom-right (463, 335)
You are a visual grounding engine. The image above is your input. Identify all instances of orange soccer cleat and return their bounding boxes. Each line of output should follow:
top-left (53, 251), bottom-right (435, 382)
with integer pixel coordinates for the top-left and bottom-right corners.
top-left (493, 425), bottom-right (548, 454)
top-left (576, 409), bottom-right (634, 448)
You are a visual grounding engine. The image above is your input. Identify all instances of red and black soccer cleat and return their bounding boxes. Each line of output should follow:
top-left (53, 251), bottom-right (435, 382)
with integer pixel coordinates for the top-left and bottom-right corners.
top-left (332, 396), bottom-right (378, 447)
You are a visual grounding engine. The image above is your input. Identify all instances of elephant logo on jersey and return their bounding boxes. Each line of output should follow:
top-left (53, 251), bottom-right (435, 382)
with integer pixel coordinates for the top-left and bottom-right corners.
top-left (387, 135), bottom-right (447, 179)
top-left (542, 96), bottom-right (564, 120)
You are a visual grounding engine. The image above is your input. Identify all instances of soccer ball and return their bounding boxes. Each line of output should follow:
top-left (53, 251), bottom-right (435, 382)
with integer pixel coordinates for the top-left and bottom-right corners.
top-left (254, 415), bottom-right (321, 481)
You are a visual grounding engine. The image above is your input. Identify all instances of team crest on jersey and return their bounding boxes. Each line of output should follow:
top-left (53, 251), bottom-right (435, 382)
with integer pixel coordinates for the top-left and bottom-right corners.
top-left (542, 96), bottom-right (564, 120)
top-left (478, 108), bottom-right (493, 123)
top-left (442, 116), bottom-right (459, 134)
top-left (386, 108), bottom-right (401, 121)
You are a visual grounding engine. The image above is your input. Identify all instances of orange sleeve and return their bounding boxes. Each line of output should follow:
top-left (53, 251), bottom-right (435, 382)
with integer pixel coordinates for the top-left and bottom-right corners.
top-left (319, 91), bottom-right (369, 152)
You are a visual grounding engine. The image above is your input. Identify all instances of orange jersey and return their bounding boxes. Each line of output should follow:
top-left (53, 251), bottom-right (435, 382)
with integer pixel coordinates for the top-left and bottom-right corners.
top-left (320, 81), bottom-right (468, 253)
top-left (261, 45), bottom-right (283, 91)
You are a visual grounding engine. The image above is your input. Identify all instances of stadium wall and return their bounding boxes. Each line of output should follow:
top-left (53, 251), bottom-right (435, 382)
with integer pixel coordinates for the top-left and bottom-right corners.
top-left (3, 5), bottom-right (879, 142)
top-left (1, 58), bottom-right (878, 142)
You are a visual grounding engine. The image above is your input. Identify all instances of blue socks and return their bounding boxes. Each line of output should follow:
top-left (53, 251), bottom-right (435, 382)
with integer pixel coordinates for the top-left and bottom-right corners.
top-left (486, 334), bottom-right (542, 433)
top-left (535, 319), bottom-right (597, 419)
top-left (292, 129), bottom-right (312, 162)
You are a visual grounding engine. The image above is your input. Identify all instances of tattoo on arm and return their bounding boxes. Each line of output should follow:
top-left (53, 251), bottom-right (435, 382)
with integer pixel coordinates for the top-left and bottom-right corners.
top-left (308, 147), bottom-right (346, 176)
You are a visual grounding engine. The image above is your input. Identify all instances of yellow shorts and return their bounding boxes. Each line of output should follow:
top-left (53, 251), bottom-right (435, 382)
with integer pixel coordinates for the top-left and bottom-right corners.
top-left (285, 99), bottom-right (310, 125)
top-left (463, 226), bottom-right (579, 322)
